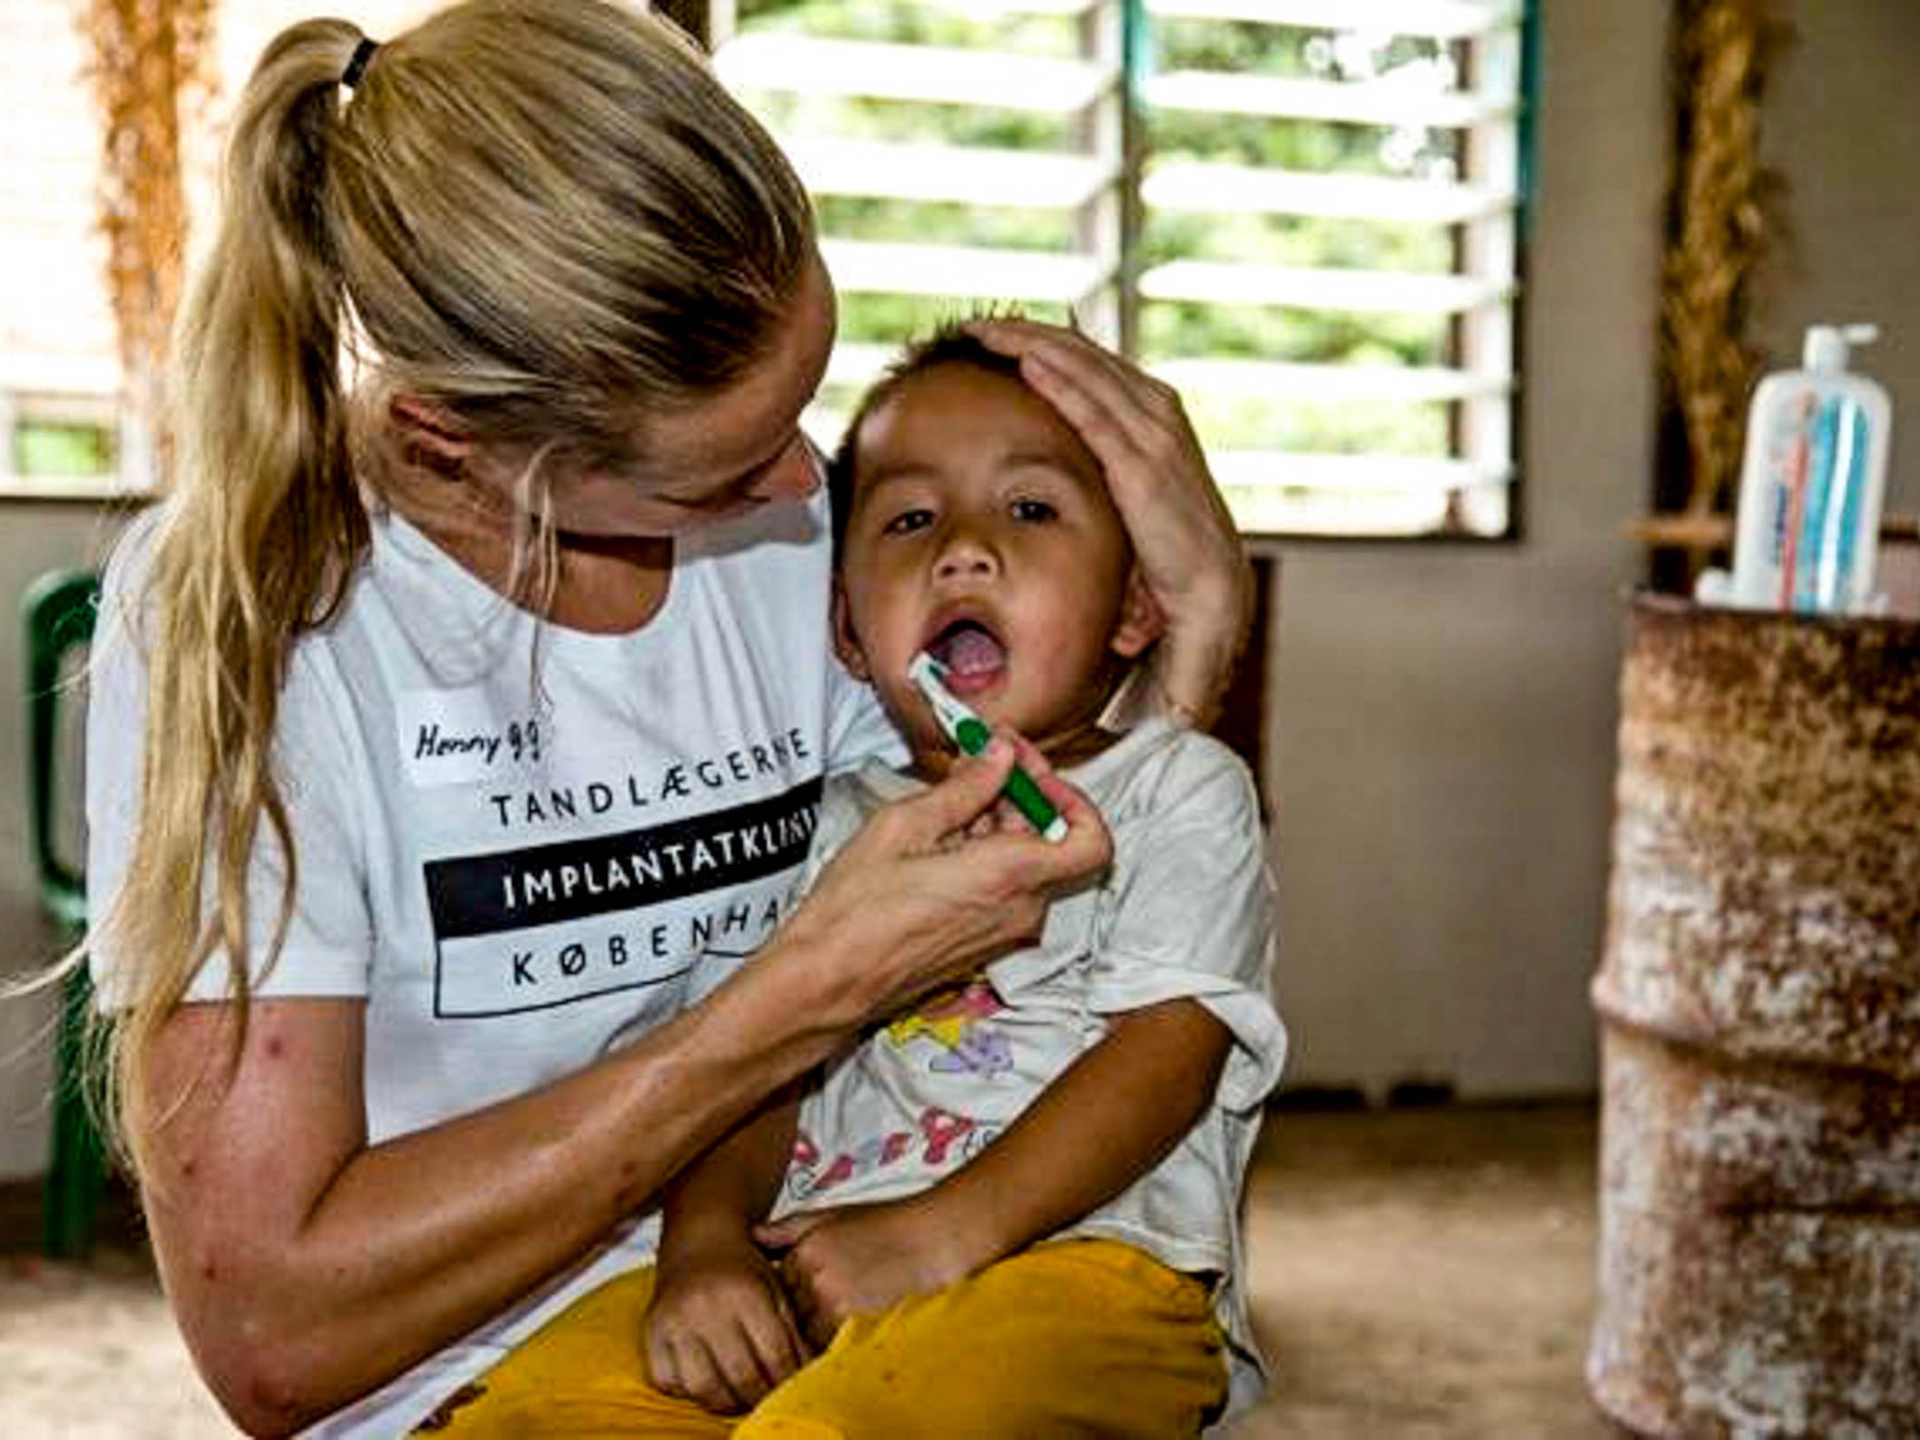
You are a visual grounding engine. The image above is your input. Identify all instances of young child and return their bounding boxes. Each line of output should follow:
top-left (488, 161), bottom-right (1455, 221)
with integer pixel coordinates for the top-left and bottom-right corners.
top-left (645, 326), bottom-right (1285, 1436)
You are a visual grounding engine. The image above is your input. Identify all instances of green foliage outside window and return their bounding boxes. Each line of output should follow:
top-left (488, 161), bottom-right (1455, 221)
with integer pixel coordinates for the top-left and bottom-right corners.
top-left (13, 421), bottom-right (114, 478)
top-left (742, 0), bottom-right (1076, 54)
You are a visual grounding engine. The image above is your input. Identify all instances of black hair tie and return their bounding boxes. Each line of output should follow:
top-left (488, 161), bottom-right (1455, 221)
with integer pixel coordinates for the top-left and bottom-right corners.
top-left (341, 38), bottom-right (379, 91)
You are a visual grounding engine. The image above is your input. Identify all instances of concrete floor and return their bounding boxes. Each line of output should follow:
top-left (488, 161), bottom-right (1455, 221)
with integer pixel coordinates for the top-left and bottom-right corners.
top-left (0, 1102), bottom-right (1609, 1438)
top-left (1232, 1103), bottom-right (1608, 1438)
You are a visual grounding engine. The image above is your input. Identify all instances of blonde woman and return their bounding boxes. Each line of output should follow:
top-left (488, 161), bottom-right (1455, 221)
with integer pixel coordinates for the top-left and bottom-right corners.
top-left (83, 2), bottom-right (1252, 1435)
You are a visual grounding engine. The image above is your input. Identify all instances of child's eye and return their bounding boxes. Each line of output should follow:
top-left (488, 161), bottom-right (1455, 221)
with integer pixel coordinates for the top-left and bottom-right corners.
top-left (1010, 497), bottom-right (1057, 523)
top-left (882, 509), bottom-right (933, 536)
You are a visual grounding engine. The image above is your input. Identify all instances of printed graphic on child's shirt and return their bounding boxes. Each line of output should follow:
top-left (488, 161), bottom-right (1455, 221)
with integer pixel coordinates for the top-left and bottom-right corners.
top-left (783, 979), bottom-right (1013, 1206)
top-left (885, 978), bottom-right (1012, 1076)
top-left (786, 1104), bottom-right (1000, 1205)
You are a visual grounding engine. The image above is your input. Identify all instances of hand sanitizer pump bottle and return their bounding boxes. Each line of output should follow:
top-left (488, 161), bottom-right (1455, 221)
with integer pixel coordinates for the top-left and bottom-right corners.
top-left (1725, 323), bottom-right (1893, 614)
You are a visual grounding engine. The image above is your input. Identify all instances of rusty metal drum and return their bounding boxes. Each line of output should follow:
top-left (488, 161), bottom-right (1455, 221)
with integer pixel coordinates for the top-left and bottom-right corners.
top-left (1589, 594), bottom-right (1920, 1438)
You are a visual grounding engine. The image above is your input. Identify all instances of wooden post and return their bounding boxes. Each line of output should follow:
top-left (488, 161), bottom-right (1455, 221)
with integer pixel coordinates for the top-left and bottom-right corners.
top-left (79, 0), bottom-right (216, 488)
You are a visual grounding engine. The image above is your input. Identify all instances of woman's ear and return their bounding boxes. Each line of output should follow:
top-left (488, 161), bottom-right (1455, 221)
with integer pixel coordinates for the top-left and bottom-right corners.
top-left (1110, 566), bottom-right (1166, 661)
top-left (389, 394), bottom-right (475, 470)
top-left (832, 584), bottom-right (872, 679)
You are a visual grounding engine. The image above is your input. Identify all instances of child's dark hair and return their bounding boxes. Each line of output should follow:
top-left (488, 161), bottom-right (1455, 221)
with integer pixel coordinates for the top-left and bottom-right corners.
top-left (825, 320), bottom-right (1027, 560)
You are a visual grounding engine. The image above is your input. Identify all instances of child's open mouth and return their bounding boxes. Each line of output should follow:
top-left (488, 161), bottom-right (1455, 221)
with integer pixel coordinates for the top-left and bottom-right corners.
top-left (924, 617), bottom-right (1007, 696)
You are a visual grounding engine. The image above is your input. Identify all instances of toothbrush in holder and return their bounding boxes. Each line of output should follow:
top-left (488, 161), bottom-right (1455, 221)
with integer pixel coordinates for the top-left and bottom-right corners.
top-left (908, 652), bottom-right (1068, 843)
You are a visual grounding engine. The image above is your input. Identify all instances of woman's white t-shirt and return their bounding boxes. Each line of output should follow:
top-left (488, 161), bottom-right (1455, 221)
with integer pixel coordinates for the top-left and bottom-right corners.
top-left (85, 486), bottom-right (899, 1436)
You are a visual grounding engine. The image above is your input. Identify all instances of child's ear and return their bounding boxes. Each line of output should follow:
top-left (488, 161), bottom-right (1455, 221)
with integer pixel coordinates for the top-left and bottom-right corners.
top-left (832, 583), bottom-right (872, 679)
top-left (1109, 567), bottom-right (1165, 661)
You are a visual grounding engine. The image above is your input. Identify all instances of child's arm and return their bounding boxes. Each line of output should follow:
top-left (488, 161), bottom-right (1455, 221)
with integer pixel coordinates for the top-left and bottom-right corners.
top-left (758, 998), bottom-right (1230, 1341)
top-left (921, 996), bottom-right (1231, 1256)
top-left (646, 1083), bottom-right (809, 1415)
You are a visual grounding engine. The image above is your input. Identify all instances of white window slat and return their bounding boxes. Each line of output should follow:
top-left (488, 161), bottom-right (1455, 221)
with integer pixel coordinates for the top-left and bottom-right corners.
top-left (816, 369), bottom-right (1528, 451)
top-left (1147, 71), bottom-right (1513, 129)
top-left (1459, 23), bottom-right (1522, 485)
top-left (1145, 0), bottom-right (1521, 41)
top-left (821, 238), bottom-right (1113, 304)
top-left (803, 404), bottom-right (861, 452)
top-left (1219, 484), bottom-right (1452, 537)
top-left (916, 0), bottom-right (1105, 13)
top-left (781, 137), bottom-right (1118, 211)
top-left (1142, 259), bottom-right (1512, 315)
top-left (0, 352), bottom-right (121, 396)
top-left (713, 34), bottom-right (1117, 114)
top-left (1143, 160), bottom-right (1515, 224)
top-left (1210, 450), bottom-right (1512, 492)
top-left (1152, 358), bottom-right (1509, 404)
top-left (0, 476), bottom-right (147, 499)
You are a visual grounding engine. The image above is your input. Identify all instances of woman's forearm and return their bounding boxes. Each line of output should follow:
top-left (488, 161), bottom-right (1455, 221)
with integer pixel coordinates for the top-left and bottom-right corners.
top-left (143, 940), bottom-right (848, 1436)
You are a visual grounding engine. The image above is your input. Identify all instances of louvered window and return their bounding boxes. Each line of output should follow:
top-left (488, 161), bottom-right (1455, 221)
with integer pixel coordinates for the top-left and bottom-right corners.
top-left (713, 0), bottom-right (1532, 538)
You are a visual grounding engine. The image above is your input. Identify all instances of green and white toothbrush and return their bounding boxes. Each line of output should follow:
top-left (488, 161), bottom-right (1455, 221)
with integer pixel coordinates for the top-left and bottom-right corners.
top-left (908, 651), bottom-right (1068, 842)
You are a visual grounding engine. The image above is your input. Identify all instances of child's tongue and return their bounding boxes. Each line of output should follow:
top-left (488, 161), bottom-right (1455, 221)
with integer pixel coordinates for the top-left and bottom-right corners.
top-left (941, 626), bottom-right (1007, 681)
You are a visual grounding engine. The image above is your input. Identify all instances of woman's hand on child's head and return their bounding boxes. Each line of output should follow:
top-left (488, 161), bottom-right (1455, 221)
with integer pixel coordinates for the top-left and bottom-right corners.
top-left (789, 736), bottom-right (1110, 1020)
top-left (646, 1229), bottom-right (809, 1415)
top-left (962, 316), bottom-right (1253, 726)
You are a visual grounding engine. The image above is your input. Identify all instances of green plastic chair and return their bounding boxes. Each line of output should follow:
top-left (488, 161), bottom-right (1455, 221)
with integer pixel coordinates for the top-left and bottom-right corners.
top-left (23, 567), bottom-right (103, 1259)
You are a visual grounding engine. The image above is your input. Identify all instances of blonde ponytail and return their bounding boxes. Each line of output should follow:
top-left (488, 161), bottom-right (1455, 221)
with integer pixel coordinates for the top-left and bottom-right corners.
top-left (101, 21), bottom-right (368, 1170)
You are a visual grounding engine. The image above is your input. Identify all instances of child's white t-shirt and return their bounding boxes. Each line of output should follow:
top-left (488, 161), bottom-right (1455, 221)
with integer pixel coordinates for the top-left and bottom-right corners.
top-left (708, 718), bottom-right (1287, 1419)
top-left (85, 487), bottom-right (900, 1436)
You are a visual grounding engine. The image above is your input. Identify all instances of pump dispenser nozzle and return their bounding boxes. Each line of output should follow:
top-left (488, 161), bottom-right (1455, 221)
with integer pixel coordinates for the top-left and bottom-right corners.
top-left (1802, 323), bottom-right (1879, 374)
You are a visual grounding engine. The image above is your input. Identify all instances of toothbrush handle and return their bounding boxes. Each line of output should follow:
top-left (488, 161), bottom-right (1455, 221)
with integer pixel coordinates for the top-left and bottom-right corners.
top-left (951, 718), bottom-right (1068, 842)
top-left (1000, 766), bottom-right (1070, 843)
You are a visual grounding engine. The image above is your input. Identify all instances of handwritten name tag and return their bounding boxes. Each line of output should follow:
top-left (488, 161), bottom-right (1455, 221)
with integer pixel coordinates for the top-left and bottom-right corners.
top-left (400, 687), bottom-right (545, 788)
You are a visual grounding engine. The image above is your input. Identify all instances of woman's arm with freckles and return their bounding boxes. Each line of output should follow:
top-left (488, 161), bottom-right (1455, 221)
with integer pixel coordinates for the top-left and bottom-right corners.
top-left (136, 743), bottom-right (1110, 1437)
top-left (141, 978), bottom-right (843, 1437)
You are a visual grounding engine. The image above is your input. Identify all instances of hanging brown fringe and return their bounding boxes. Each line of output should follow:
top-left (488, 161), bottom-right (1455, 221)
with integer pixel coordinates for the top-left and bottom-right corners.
top-left (1657, 0), bottom-right (1787, 551)
top-left (78, 0), bottom-right (217, 478)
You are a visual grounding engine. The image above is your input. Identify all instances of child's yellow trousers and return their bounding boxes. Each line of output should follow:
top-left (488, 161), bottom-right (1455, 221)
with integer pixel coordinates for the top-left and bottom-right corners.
top-left (414, 1238), bottom-right (1227, 1438)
